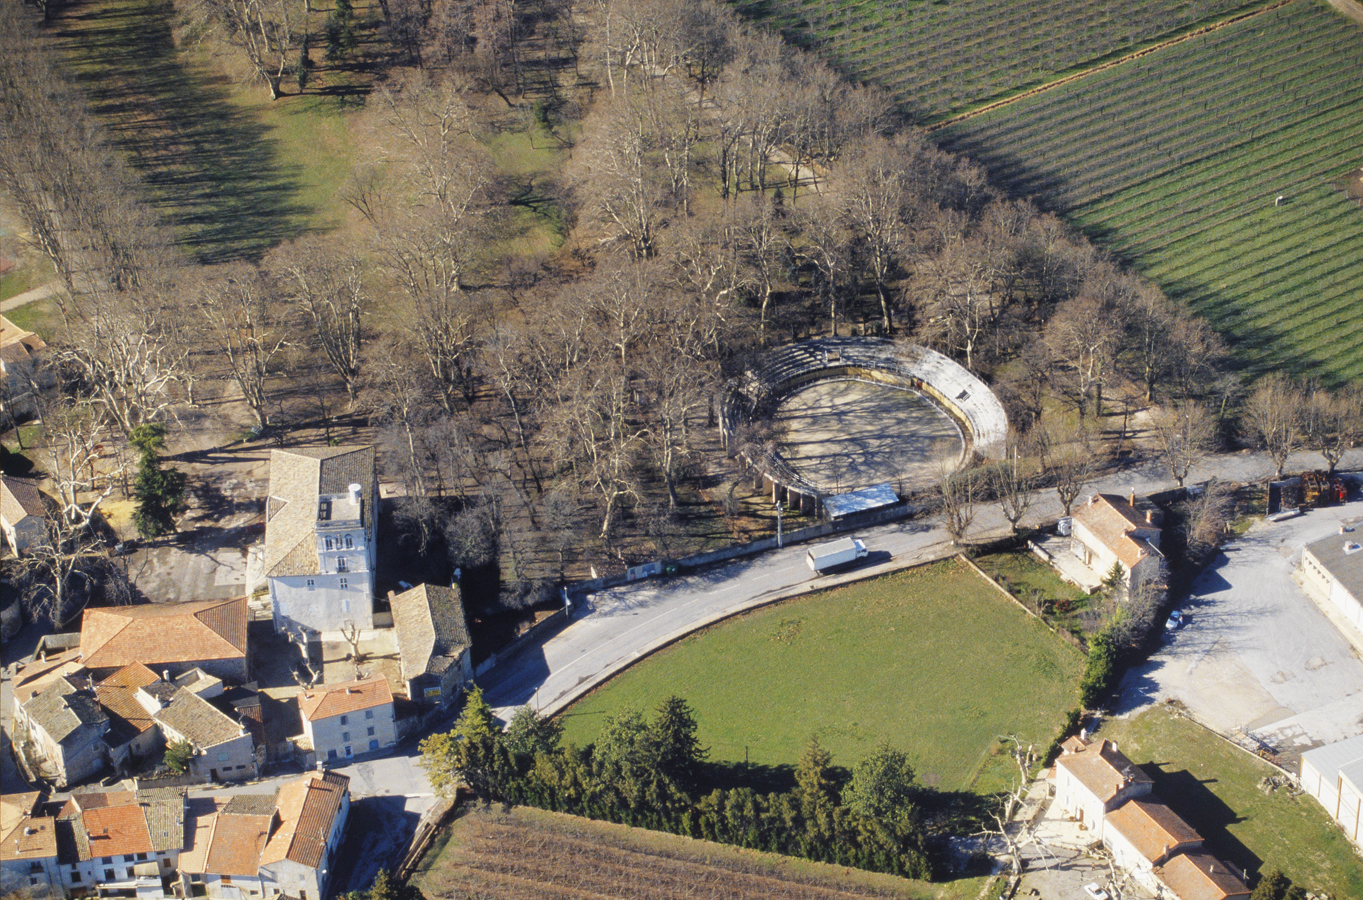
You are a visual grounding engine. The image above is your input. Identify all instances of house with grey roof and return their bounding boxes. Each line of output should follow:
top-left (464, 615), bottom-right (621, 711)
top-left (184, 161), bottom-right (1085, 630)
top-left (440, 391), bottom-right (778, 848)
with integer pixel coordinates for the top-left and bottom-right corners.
top-left (263, 447), bottom-right (377, 638)
top-left (52, 788), bottom-right (186, 895)
top-left (16, 675), bottom-right (110, 788)
top-left (1300, 527), bottom-right (1363, 631)
top-left (1301, 733), bottom-right (1363, 846)
top-left (390, 583), bottom-right (473, 708)
top-left (1, 475), bottom-right (48, 556)
top-left (150, 688), bottom-right (258, 783)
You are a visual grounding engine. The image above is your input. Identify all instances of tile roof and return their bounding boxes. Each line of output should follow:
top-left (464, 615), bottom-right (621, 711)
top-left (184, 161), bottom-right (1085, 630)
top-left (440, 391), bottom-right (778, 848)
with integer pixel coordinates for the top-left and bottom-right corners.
top-left (178, 797), bottom-right (227, 875)
top-left (264, 446), bottom-right (374, 579)
top-left (0, 314), bottom-right (46, 363)
top-left (24, 676), bottom-right (108, 744)
top-left (96, 664), bottom-right (161, 746)
top-left (1105, 798), bottom-right (1202, 864)
top-left (298, 676), bottom-right (393, 722)
top-left (1073, 493), bottom-right (1163, 568)
top-left (391, 584), bottom-right (472, 685)
top-left (154, 688), bottom-right (246, 748)
top-left (205, 810), bottom-right (273, 877)
top-left (140, 791), bottom-right (187, 853)
top-left (260, 771), bottom-right (348, 869)
top-left (1, 792), bottom-right (42, 837)
top-left (1057, 738), bottom-right (1153, 804)
top-left (12, 648), bottom-right (87, 706)
top-left (82, 802), bottom-right (154, 858)
top-left (223, 795), bottom-right (278, 817)
top-left (2, 815), bottom-right (58, 859)
top-left (1, 475), bottom-right (46, 522)
top-left (1156, 850), bottom-right (1250, 900)
top-left (80, 598), bottom-right (248, 672)
top-left (1302, 733), bottom-right (1363, 786)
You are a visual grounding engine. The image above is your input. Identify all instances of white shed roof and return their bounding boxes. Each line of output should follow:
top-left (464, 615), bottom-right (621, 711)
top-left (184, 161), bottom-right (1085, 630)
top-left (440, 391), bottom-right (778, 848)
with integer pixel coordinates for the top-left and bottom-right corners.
top-left (823, 484), bottom-right (899, 519)
top-left (1302, 733), bottom-right (1363, 783)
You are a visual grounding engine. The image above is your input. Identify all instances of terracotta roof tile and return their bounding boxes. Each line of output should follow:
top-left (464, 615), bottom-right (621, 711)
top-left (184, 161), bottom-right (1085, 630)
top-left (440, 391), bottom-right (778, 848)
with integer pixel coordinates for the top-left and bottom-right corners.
top-left (2, 815), bottom-right (58, 859)
top-left (1106, 798), bottom-right (1202, 864)
top-left (1156, 850), bottom-right (1250, 900)
top-left (178, 798), bottom-right (227, 875)
top-left (12, 649), bottom-right (87, 706)
top-left (81, 803), bottom-right (153, 858)
top-left (1, 792), bottom-right (42, 837)
top-left (1057, 738), bottom-right (1152, 805)
top-left (260, 772), bottom-right (348, 868)
top-left (80, 598), bottom-right (247, 672)
top-left (96, 664), bottom-right (161, 745)
top-left (1073, 493), bottom-right (1163, 569)
top-left (205, 812), bottom-right (273, 877)
top-left (298, 677), bottom-right (392, 722)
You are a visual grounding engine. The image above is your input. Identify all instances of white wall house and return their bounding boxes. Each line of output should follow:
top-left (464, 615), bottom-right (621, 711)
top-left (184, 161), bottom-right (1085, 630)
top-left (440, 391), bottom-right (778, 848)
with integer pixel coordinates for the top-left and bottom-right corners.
top-left (1300, 529), bottom-right (1363, 631)
top-left (1053, 736), bottom-right (1154, 832)
top-left (1301, 733), bottom-right (1363, 846)
top-left (298, 677), bottom-right (397, 763)
top-left (1, 475), bottom-right (47, 556)
top-left (1070, 493), bottom-right (1165, 595)
top-left (264, 447), bottom-right (377, 638)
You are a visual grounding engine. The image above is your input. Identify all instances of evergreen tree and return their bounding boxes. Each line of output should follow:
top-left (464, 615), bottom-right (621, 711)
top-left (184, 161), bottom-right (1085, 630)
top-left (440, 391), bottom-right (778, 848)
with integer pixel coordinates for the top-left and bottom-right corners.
top-left (130, 423), bottom-right (186, 538)
top-left (648, 696), bottom-right (706, 791)
top-left (164, 739), bottom-right (195, 774)
top-left (844, 742), bottom-right (919, 828)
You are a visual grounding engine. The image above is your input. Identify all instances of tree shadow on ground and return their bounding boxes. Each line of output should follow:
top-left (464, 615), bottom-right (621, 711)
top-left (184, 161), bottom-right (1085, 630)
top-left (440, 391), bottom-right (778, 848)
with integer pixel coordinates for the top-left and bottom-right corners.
top-left (51, 0), bottom-right (312, 262)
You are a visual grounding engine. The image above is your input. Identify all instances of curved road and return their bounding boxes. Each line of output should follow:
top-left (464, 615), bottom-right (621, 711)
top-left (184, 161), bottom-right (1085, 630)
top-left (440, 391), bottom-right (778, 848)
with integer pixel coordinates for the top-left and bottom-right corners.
top-left (483, 446), bottom-right (1363, 721)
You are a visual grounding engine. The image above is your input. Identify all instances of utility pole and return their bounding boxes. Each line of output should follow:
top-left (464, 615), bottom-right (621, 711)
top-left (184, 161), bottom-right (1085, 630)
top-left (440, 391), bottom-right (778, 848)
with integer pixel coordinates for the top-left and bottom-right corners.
top-left (775, 501), bottom-right (784, 548)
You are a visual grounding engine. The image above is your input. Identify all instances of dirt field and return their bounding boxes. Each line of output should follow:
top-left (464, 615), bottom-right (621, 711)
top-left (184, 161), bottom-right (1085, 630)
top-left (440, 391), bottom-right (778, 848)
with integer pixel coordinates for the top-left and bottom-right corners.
top-left (771, 378), bottom-right (963, 494)
top-left (414, 805), bottom-right (974, 900)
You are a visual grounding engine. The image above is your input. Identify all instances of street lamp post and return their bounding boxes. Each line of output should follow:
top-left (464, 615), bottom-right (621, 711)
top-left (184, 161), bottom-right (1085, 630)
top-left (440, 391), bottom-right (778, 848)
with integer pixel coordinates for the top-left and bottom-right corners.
top-left (776, 501), bottom-right (784, 548)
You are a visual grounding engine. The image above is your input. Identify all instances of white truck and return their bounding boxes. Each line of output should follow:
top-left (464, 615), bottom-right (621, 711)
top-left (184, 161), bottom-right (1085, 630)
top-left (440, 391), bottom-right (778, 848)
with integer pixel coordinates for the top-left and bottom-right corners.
top-left (806, 537), bottom-right (868, 574)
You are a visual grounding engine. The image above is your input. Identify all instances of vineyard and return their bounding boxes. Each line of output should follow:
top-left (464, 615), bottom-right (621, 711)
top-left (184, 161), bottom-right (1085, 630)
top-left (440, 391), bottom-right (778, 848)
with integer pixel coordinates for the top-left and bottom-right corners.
top-left (731, 0), bottom-right (1273, 122)
top-left (413, 805), bottom-right (972, 900)
top-left (937, 0), bottom-right (1363, 386)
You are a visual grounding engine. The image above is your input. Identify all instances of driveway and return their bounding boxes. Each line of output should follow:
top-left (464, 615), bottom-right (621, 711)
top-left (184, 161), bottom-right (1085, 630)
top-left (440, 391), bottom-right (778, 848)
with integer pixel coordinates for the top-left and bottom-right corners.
top-left (1115, 497), bottom-right (1363, 767)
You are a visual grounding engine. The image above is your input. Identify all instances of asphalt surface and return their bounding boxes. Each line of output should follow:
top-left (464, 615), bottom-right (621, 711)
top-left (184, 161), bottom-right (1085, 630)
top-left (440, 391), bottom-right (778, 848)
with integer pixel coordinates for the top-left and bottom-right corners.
top-left (485, 446), bottom-right (1363, 722)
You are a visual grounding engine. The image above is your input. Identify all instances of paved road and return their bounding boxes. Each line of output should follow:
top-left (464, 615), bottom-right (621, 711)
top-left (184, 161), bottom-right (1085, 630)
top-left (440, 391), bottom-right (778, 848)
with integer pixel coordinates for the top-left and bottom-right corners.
top-left (1115, 495), bottom-right (1363, 766)
top-left (484, 446), bottom-right (1363, 721)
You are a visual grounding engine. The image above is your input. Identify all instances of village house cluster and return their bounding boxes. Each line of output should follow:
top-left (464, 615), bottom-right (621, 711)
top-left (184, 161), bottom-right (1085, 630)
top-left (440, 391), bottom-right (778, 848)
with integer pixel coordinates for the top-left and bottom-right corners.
top-left (4, 445), bottom-right (474, 899)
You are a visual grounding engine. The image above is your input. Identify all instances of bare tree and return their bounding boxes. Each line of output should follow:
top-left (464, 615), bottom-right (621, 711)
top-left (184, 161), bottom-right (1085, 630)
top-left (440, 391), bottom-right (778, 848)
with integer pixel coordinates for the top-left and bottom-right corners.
top-left (1047, 421), bottom-right (1098, 516)
top-left (191, 264), bottom-right (290, 429)
top-left (1184, 477), bottom-right (1233, 557)
top-left (1303, 388), bottom-right (1360, 476)
top-left (269, 238), bottom-right (370, 402)
top-left (176, 0), bottom-right (304, 99)
top-left (990, 444), bottom-right (1035, 535)
top-left (1243, 373), bottom-right (1304, 480)
top-left (834, 134), bottom-right (913, 333)
top-left (1150, 401), bottom-right (1216, 488)
top-left (937, 467), bottom-right (977, 546)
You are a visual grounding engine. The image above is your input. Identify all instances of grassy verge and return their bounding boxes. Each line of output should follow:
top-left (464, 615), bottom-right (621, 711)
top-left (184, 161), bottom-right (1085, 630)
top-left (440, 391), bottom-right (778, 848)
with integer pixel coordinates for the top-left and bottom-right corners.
top-left (414, 803), bottom-right (981, 900)
top-left (1099, 705), bottom-right (1363, 898)
top-left (560, 559), bottom-right (1084, 797)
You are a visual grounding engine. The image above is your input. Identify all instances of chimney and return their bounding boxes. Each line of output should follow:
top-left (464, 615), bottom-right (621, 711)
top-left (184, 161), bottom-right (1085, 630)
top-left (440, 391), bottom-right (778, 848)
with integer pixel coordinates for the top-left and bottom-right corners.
top-left (1129, 488), bottom-right (1136, 506)
top-left (1147, 509), bottom-right (1156, 525)
top-left (348, 483), bottom-right (362, 505)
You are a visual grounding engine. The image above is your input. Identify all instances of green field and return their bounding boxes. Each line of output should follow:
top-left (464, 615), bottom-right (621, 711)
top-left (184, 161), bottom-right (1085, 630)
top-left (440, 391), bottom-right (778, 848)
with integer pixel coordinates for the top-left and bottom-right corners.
top-left (938, 0), bottom-right (1363, 387)
top-left (733, 0), bottom-right (1271, 123)
top-left (560, 559), bottom-right (1085, 796)
top-left (1100, 706), bottom-right (1363, 899)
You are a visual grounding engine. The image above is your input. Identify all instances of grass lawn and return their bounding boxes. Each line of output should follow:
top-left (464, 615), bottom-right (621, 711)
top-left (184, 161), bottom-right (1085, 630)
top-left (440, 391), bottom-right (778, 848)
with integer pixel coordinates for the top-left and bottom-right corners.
top-left (1099, 705), bottom-right (1363, 899)
top-left (2, 297), bottom-right (62, 341)
top-left (414, 803), bottom-right (984, 900)
top-left (560, 559), bottom-right (1085, 796)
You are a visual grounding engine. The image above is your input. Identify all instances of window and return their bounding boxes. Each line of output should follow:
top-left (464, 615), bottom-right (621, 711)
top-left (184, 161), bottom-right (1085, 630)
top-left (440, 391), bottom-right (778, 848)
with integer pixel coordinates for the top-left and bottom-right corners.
top-left (340, 580), bottom-right (349, 593)
top-left (104, 870), bottom-right (115, 881)
top-left (325, 537), bottom-right (333, 550)
top-left (342, 731), bottom-right (351, 742)
top-left (366, 727), bottom-right (375, 737)
top-left (369, 739), bottom-right (379, 751)
top-left (345, 535), bottom-right (353, 549)
top-left (337, 557), bottom-right (348, 572)
top-left (327, 749), bottom-right (337, 760)
top-left (102, 858), bottom-right (113, 866)
top-left (344, 746), bottom-right (354, 758)
top-left (222, 876), bottom-right (233, 886)
top-left (135, 853), bottom-right (147, 862)
top-left (364, 709), bottom-right (374, 720)
top-left (306, 579), bottom-right (315, 590)
top-left (30, 862), bottom-right (43, 873)
top-left (341, 596), bottom-right (350, 613)
top-left (340, 714), bottom-right (348, 725)
top-left (70, 872), bottom-right (81, 884)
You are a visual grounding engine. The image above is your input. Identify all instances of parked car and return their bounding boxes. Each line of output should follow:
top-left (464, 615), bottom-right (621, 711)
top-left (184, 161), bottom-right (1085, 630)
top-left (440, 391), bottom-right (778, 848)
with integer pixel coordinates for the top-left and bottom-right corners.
top-left (1165, 610), bottom-right (1185, 631)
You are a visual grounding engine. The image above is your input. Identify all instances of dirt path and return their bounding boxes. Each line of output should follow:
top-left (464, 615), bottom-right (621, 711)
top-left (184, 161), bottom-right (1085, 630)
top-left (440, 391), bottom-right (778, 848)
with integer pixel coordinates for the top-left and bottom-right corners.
top-left (0, 280), bottom-right (61, 312)
top-left (1327, 0), bottom-right (1363, 26)
top-left (929, 0), bottom-right (1300, 132)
